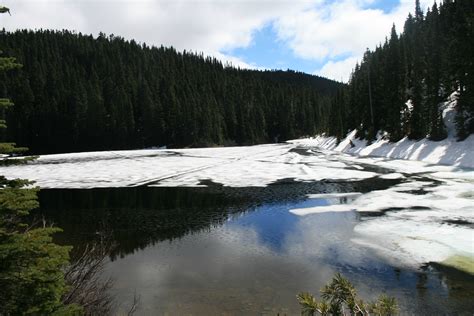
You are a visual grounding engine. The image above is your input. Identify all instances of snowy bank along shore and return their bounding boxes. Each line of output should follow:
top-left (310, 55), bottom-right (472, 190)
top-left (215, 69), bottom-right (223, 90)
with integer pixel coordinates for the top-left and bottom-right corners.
top-left (291, 93), bottom-right (474, 169)
top-left (291, 131), bottom-right (474, 169)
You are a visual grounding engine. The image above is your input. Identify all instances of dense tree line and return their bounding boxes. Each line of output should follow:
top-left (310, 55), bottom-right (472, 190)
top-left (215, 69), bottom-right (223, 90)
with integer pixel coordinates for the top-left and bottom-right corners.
top-left (327, 0), bottom-right (473, 142)
top-left (0, 30), bottom-right (341, 154)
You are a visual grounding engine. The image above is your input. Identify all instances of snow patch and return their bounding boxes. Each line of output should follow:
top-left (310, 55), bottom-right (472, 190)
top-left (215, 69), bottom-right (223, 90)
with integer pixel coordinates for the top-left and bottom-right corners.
top-left (290, 204), bottom-right (356, 215)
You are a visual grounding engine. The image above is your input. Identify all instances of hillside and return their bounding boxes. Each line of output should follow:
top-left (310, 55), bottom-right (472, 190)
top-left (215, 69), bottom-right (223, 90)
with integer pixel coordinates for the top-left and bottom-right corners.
top-left (0, 30), bottom-right (342, 154)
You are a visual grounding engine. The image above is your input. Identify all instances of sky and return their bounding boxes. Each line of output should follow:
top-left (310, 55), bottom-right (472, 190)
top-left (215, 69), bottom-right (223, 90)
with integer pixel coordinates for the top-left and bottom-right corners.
top-left (1, 0), bottom-right (436, 82)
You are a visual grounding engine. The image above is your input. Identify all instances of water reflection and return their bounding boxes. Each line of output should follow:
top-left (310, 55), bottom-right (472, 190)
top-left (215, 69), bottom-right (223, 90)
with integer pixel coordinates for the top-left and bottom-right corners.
top-left (38, 186), bottom-right (474, 315)
top-left (39, 187), bottom-right (250, 259)
top-left (37, 177), bottom-right (397, 258)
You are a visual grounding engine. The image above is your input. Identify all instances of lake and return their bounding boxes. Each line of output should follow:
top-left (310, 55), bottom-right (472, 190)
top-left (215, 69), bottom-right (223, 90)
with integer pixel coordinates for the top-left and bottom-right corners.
top-left (2, 144), bottom-right (473, 314)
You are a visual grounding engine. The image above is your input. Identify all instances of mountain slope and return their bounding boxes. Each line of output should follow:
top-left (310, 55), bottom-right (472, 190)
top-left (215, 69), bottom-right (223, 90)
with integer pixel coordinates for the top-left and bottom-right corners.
top-left (0, 30), bottom-right (342, 154)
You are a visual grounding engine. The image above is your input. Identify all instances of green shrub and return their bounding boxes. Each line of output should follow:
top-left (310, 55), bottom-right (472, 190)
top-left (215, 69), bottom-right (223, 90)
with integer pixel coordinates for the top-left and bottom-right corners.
top-left (297, 273), bottom-right (398, 316)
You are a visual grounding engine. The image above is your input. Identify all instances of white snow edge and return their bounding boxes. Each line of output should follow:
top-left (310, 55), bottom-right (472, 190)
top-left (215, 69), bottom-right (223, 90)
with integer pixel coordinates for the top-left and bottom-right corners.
top-left (290, 131), bottom-right (474, 169)
top-left (291, 93), bottom-right (474, 169)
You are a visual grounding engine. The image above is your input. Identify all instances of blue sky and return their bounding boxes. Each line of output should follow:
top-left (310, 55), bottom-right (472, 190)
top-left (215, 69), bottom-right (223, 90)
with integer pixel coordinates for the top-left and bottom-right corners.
top-left (221, 0), bottom-right (416, 80)
top-left (3, 0), bottom-right (434, 82)
top-left (223, 25), bottom-right (323, 74)
top-left (361, 0), bottom-right (402, 13)
top-left (222, 24), bottom-right (353, 77)
top-left (223, 0), bottom-right (401, 71)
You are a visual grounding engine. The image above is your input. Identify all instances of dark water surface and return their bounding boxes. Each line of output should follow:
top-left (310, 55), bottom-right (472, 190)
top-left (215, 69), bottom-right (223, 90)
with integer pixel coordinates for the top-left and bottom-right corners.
top-left (38, 182), bottom-right (474, 315)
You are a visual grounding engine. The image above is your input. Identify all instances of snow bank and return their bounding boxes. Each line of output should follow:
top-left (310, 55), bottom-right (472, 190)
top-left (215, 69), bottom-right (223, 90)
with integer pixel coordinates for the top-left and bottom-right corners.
top-left (291, 93), bottom-right (474, 168)
top-left (291, 131), bottom-right (474, 169)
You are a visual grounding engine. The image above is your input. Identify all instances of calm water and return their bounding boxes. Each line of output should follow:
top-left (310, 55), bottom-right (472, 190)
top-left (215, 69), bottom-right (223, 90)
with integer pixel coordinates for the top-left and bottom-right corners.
top-left (38, 181), bottom-right (474, 315)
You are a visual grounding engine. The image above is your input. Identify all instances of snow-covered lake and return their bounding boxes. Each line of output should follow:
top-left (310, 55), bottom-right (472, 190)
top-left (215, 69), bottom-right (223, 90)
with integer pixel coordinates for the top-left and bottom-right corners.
top-left (2, 143), bottom-right (473, 314)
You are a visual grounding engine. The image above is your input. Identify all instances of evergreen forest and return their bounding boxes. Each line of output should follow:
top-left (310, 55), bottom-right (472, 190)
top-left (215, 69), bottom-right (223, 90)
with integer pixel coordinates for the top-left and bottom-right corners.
top-left (0, 30), bottom-right (341, 154)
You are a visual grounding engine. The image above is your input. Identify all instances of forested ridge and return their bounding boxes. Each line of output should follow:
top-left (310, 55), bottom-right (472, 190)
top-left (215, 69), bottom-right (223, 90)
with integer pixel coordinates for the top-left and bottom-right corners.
top-left (326, 0), bottom-right (474, 142)
top-left (0, 30), bottom-right (341, 154)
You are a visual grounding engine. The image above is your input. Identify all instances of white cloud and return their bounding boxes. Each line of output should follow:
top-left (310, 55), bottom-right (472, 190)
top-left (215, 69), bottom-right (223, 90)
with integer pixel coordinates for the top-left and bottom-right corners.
top-left (278, 0), bottom-right (436, 61)
top-left (317, 56), bottom-right (361, 83)
top-left (212, 51), bottom-right (262, 70)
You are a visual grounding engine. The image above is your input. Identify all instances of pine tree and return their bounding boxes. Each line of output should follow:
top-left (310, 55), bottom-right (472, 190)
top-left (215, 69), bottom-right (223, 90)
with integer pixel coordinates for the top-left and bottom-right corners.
top-left (426, 3), bottom-right (447, 140)
top-left (385, 25), bottom-right (405, 141)
top-left (408, 2), bottom-right (427, 140)
top-left (415, 0), bottom-right (423, 22)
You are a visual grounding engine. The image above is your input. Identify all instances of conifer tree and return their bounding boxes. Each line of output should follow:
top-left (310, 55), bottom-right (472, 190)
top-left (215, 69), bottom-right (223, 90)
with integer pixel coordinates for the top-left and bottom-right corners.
top-left (385, 25), bottom-right (404, 141)
top-left (426, 3), bottom-right (447, 141)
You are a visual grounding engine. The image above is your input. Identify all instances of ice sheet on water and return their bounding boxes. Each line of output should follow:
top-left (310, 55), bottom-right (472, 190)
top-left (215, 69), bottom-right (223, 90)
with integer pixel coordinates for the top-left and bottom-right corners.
top-left (290, 204), bottom-right (357, 215)
top-left (290, 193), bottom-right (362, 215)
top-left (379, 173), bottom-right (405, 179)
top-left (291, 167), bottom-right (474, 272)
top-left (306, 193), bottom-right (363, 199)
top-left (352, 215), bottom-right (474, 269)
top-left (0, 144), bottom-right (379, 188)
